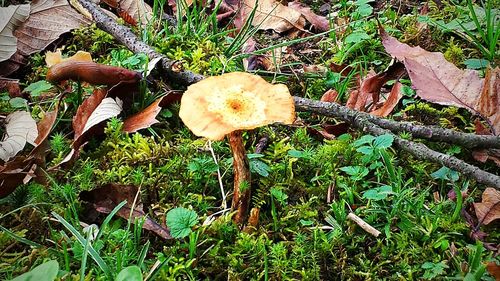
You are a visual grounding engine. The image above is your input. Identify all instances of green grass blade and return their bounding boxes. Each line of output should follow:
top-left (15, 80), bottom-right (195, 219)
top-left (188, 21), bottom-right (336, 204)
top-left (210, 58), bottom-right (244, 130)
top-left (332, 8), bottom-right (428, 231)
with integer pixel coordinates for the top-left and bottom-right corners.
top-left (0, 224), bottom-right (43, 248)
top-left (95, 200), bottom-right (127, 242)
top-left (51, 212), bottom-right (112, 278)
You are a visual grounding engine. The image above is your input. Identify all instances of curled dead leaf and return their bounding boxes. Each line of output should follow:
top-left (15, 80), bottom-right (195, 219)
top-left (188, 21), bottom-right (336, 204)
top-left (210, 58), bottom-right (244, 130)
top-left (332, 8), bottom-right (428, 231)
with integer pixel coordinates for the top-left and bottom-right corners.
top-left (381, 27), bottom-right (499, 134)
top-left (14, 0), bottom-right (91, 56)
top-left (473, 188), bottom-right (500, 225)
top-left (80, 184), bottom-right (172, 239)
top-left (0, 111), bottom-right (38, 162)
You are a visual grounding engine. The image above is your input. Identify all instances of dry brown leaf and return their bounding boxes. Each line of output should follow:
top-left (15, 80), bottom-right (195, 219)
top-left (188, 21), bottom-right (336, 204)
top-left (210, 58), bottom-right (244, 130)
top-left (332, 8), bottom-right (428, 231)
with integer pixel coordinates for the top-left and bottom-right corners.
top-left (0, 78), bottom-right (21, 97)
top-left (80, 184), bottom-right (172, 239)
top-left (14, 0), bottom-right (91, 56)
top-left (381, 29), bottom-right (500, 134)
top-left (288, 1), bottom-right (329, 32)
top-left (0, 111), bottom-right (38, 162)
top-left (241, 0), bottom-right (305, 33)
top-left (320, 89), bottom-right (338, 103)
top-left (0, 51), bottom-right (26, 77)
top-left (118, 0), bottom-right (153, 26)
top-left (345, 89), bottom-right (359, 109)
top-left (0, 109), bottom-right (57, 197)
top-left (371, 82), bottom-right (403, 117)
top-left (82, 97), bottom-right (122, 132)
top-left (486, 262), bottom-right (500, 280)
top-left (0, 156), bottom-right (33, 198)
top-left (123, 93), bottom-right (182, 133)
top-left (74, 89), bottom-right (106, 140)
top-left (0, 4), bottom-right (30, 63)
top-left (58, 89), bottom-right (122, 167)
top-left (473, 188), bottom-right (500, 225)
top-left (122, 99), bottom-right (163, 133)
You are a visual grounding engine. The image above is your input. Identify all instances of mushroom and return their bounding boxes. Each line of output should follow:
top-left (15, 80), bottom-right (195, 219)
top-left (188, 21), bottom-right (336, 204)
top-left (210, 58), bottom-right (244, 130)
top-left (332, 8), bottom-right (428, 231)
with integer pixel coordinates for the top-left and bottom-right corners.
top-left (179, 72), bottom-right (295, 224)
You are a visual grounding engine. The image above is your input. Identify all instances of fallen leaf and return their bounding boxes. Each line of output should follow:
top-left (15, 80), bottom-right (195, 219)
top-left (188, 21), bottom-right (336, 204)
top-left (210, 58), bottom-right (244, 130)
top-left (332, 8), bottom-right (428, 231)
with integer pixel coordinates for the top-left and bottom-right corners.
top-left (320, 89), bottom-right (338, 103)
top-left (81, 97), bottom-right (122, 133)
top-left (57, 89), bottom-right (122, 167)
top-left (0, 51), bottom-right (26, 77)
top-left (472, 117), bottom-right (500, 167)
top-left (0, 156), bottom-right (33, 198)
top-left (14, 0), bottom-right (91, 56)
top-left (381, 28), bottom-right (500, 134)
top-left (80, 184), bottom-right (172, 239)
top-left (122, 93), bottom-right (181, 133)
top-left (118, 0), bottom-right (153, 27)
top-left (240, 0), bottom-right (305, 33)
top-left (486, 262), bottom-right (500, 280)
top-left (0, 78), bottom-right (21, 97)
top-left (45, 49), bottom-right (92, 67)
top-left (473, 188), bottom-right (500, 225)
top-left (371, 82), bottom-right (403, 117)
top-left (0, 111), bottom-right (38, 162)
top-left (288, 1), bottom-right (329, 31)
top-left (345, 89), bottom-right (359, 109)
top-left (31, 108), bottom-right (59, 158)
top-left (0, 4), bottom-right (30, 62)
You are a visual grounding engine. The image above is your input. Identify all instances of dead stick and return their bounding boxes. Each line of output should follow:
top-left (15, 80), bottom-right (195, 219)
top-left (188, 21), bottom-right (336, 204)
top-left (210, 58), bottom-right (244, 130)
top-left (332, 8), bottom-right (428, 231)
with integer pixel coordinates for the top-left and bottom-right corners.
top-left (347, 213), bottom-right (381, 237)
top-left (368, 116), bottom-right (500, 149)
top-left (77, 0), bottom-right (203, 85)
top-left (294, 97), bottom-right (500, 189)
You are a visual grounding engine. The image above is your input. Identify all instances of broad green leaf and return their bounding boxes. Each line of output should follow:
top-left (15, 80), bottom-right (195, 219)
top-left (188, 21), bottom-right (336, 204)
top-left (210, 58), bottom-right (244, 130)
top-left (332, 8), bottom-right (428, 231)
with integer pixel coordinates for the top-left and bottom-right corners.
top-left (362, 185), bottom-right (394, 201)
top-left (9, 97), bottom-right (28, 109)
top-left (345, 31), bottom-right (370, 44)
top-left (24, 81), bottom-right (53, 97)
top-left (464, 58), bottom-right (490, 69)
top-left (353, 135), bottom-right (375, 147)
top-left (270, 187), bottom-right (288, 204)
top-left (339, 166), bottom-right (369, 180)
top-left (250, 159), bottom-right (270, 177)
top-left (373, 134), bottom-right (394, 149)
top-left (11, 260), bottom-right (58, 281)
top-left (166, 207), bottom-right (198, 239)
top-left (116, 265), bottom-right (143, 281)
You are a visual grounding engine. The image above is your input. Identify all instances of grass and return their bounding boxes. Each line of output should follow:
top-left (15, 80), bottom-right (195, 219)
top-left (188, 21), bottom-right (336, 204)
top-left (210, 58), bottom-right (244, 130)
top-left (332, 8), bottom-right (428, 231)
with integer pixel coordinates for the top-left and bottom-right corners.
top-left (1, 0), bottom-right (499, 280)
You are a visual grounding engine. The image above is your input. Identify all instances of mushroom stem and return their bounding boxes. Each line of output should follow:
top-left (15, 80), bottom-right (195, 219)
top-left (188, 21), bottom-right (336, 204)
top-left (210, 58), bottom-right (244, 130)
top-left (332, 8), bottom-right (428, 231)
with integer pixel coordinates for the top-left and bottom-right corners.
top-left (228, 130), bottom-right (251, 224)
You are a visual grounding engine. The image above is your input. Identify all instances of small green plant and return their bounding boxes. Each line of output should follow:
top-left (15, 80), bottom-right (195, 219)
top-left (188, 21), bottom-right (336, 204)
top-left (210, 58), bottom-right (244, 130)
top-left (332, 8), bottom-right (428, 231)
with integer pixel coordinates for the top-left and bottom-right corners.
top-left (116, 265), bottom-right (143, 281)
top-left (421, 261), bottom-right (449, 280)
top-left (10, 260), bottom-right (59, 281)
top-left (421, 0), bottom-right (499, 64)
top-left (166, 207), bottom-right (198, 239)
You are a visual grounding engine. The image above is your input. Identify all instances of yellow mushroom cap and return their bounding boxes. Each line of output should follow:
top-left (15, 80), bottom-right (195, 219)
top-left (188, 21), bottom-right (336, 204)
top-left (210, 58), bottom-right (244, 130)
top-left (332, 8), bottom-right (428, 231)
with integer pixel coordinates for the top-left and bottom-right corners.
top-left (179, 72), bottom-right (296, 140)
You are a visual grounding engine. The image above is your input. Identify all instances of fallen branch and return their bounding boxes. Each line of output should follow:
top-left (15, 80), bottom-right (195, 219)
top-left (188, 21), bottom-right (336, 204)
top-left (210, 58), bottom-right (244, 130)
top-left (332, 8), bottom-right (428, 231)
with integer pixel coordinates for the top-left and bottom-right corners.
top-left (294, 97), bottom-right (500, 189)
top-left (78, 0), bottom-right (203, 85)
top-left (368, 116), bottom-right (500, 149)
top-left (347, 213), bottom-right (381, 237)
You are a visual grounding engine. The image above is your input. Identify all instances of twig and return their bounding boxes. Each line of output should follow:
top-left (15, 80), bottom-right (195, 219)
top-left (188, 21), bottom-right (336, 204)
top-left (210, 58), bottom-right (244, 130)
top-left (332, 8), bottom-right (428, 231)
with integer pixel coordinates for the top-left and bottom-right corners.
top-left (208, 140), bottom-right (227, 210)
top-left (294, 97), bottom-right (500, 189)
top-left (77, 0), bottom-right (203, 85)
top-left (347, 213), bottom-right (381, 237)
top-left (369, 117), bottom-right (500, 149)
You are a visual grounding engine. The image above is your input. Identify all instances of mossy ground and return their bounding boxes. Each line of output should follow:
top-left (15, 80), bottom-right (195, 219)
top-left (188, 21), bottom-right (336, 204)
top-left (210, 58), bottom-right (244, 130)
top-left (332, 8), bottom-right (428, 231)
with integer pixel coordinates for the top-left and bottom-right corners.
top-left (0, 0), bottom-right (499, 280)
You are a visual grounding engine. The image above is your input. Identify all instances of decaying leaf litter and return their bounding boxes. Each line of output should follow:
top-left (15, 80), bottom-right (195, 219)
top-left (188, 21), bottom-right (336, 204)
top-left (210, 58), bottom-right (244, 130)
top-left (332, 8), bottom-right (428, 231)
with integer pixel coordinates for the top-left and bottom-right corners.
top-left (0, 0), bottom-right (499, 279)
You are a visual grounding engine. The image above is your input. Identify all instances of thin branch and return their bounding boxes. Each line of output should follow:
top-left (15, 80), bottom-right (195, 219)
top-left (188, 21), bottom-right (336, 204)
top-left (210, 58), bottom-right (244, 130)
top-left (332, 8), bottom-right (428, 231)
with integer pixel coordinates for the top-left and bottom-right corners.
top-left (78, 0), bottom-right (203, 85)
top-left (294, 97), bottom-right (500, 189)
top-left (368, 115), bottom-right (500, 149)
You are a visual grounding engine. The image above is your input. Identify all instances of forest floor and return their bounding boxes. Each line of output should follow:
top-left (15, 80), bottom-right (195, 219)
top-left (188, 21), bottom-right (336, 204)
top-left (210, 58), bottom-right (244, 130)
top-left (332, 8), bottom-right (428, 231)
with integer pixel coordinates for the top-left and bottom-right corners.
top-left (0, 0), bottom-right (499, 280)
